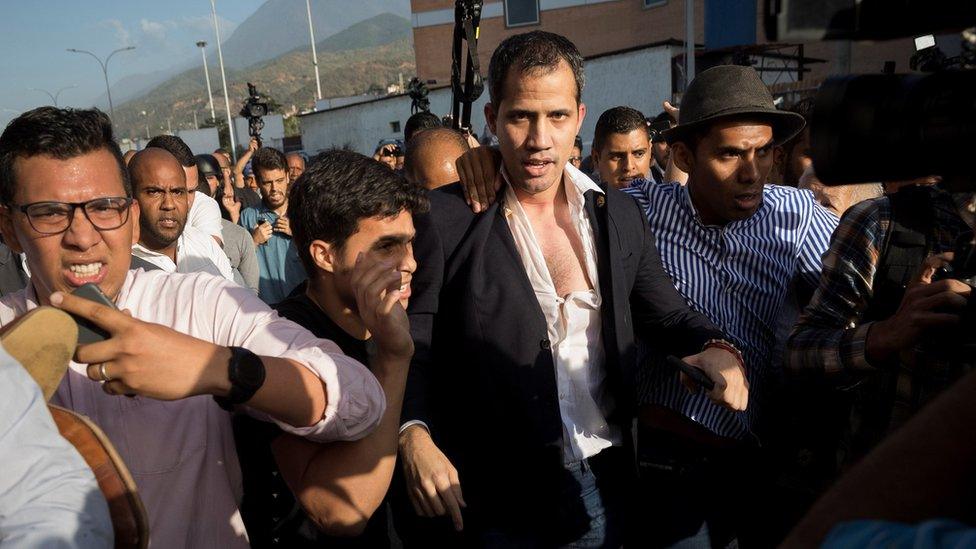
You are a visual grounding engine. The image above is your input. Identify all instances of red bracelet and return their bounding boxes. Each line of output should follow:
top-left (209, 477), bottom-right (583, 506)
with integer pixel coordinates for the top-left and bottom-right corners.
top-left (703, 339), bottom-right (745, 370)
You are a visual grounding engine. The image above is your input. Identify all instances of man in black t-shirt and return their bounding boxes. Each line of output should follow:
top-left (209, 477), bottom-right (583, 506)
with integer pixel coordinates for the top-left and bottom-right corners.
top-left (234, 149), bottom-right (428, 547)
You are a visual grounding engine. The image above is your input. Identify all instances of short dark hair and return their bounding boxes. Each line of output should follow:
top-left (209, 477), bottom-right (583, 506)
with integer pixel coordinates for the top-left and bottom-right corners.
top-left (251, 147), bottom-right (288, 177)
top-left (573, 135), bottom-right (583, 151)
top-left (592, 106), bottom-right (650, 154)
top-left (0, 107), bottom-right (130, 205)
top-left (404, 127), bottom-right (471, 179)
top-left (404, 111), bottom-right (443, 143)
top-left (146, 135), bottom-right (196, 167)
top-left (488, 31), bottom-right (585, 106)
top-left (288, 149), bottom-right (429, 275)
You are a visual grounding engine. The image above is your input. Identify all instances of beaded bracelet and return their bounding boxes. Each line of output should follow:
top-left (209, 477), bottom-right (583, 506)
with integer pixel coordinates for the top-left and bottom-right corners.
top-left (703, 339), bottom-right (745, 370)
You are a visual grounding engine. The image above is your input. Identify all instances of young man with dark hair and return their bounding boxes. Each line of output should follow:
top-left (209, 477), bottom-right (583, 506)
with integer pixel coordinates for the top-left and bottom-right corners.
top-left (235, 148), bottom-right (426, 547)
top-left (404, 127), bottom-right (470, 190)
top-left (0, 106), bottom-right (386, 547)
top-left (239, 147), bottom-right (306, 304)
top-left (401, 31), bottom-right (744, 546)
top-left (454, 64), bottom-right (839, 546)
top-left (591, 106), bottom-right (652, 189)
top-left (145, 134), bottom-right (225, 247)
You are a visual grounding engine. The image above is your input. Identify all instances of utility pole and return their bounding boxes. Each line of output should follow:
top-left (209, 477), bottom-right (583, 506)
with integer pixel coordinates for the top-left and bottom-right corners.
top-left (210, 0), bottom-right (237, 161)
top-left (196, 41), bottom-right (217, 121)
top-left (305, 0), bottom-right (323, 100)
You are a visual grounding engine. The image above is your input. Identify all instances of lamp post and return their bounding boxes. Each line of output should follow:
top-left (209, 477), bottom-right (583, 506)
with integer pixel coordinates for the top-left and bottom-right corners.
top-left (67, 46), bottom-right (136, 121)
top-left (210, 0), bottom-right (237, 161)
top-left (141, 110), bottom-right (150, 140)
top-left (28, 85), bottom-right (77, 107)
top-left (305, 0), bottom-right (323, 100)
top-left (196, 41), bottom-right (217, 121)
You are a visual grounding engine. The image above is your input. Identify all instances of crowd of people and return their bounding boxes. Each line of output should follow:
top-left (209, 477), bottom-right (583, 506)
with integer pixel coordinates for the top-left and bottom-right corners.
top-left (0, 28), bottom-right (974, 549)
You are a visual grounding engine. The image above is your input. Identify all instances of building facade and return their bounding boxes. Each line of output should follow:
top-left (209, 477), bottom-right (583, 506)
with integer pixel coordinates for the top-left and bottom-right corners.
top-left (410, 0), bottom-right (916, 95)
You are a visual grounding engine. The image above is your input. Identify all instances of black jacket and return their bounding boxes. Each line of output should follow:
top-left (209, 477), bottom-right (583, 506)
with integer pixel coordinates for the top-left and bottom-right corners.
top-left (403, 182), bottom-right (724, 539)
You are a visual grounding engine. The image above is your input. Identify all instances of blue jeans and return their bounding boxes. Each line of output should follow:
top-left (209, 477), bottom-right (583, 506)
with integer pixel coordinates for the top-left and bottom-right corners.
top-left (479, 448), bottom-right (626, 548)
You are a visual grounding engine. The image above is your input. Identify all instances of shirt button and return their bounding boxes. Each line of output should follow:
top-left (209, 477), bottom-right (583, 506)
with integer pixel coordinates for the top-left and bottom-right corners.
top-left (540, 339), bottom-right (551, 350)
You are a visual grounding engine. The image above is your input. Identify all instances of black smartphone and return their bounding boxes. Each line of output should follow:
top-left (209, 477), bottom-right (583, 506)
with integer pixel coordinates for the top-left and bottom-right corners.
top-left (666, 355), bottom-right (715, 391)
top-left (71, 283), bottom-right (116, 344)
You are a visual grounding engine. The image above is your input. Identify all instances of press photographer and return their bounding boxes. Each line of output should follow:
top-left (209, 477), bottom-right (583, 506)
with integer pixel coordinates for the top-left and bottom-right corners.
top-left (786, 22), bottom-right (976, 473)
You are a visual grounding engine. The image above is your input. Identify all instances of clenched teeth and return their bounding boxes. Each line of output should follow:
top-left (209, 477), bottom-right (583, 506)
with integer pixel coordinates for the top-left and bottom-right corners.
top-left (69, 262), bottom-right (103, 276)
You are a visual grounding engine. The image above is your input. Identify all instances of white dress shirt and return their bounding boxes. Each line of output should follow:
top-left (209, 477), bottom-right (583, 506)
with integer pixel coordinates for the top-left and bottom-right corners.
top-left (502, 164), bottom-right (620, 462)
top-left (0, 269), bottom-right (386, 548)
top-left (132, 225), bottom-right (235, 281)
top-left (187, 191), bottom-right (224, 243)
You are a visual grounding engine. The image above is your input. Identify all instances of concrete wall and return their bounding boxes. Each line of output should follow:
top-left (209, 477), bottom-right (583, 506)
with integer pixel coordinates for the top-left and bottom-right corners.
top-left (300, 43), bottom-right (673, 156)
top-left (175, 127), bottom-right (221, 155)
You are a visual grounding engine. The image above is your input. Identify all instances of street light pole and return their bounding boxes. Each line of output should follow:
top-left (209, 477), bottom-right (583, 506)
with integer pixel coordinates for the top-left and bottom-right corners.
top-left (196, 41), bottom-right (217, 121)
top-left (67, 46), bottom-right (136, 120)
top-left (210, 0), bottom-right (237, 161)
top-left (28, 85), bottom-right (78, 107)
top-left (141, 111), bottom-right (150, 139)
top-left (305, 0), bottom-right (323, 100)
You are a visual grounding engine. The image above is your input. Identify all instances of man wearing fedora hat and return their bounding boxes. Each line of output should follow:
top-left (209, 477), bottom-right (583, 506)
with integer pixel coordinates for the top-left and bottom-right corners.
top-left (621, 64), bottom-right (839, 546)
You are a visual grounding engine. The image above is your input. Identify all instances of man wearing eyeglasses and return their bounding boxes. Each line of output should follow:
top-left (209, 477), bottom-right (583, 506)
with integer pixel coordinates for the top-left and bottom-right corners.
top-left (0, 107), bottom-right (387, 548)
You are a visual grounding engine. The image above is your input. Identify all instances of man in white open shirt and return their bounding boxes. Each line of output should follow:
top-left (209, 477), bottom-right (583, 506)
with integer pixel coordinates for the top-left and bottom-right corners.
top-left (128, 148), bottom-right (234, 280)
top-left (145, 134), bottom-right (224, 248)
top-left (0, 107), bottom-right (388, 547)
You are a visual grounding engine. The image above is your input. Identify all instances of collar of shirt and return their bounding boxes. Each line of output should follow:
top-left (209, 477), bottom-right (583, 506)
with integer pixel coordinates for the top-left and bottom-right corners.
top-left (132, 237), bottom-right (181, 268)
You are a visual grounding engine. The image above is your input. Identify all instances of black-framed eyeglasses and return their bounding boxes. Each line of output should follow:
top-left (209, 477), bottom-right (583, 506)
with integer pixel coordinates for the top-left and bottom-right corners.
top-left (569, 156), bottom-right (583, 163)
top-left (10, 197), bottom-right (133, 235)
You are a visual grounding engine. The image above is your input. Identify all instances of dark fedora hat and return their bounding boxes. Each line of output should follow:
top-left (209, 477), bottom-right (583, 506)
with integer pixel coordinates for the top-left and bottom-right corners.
top-left (663, 64), bottom-right (805, 146)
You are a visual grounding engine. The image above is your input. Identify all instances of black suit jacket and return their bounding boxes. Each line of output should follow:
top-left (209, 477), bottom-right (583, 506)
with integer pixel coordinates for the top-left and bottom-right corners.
top-left (404, 182), bottom-right (724, 539)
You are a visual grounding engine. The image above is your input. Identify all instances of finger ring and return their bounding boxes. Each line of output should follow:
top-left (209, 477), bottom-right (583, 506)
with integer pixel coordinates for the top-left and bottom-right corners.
top-left (99, 363), bottom-right (113, 382)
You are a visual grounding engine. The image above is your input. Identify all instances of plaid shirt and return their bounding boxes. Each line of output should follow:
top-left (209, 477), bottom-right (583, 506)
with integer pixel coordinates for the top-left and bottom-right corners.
top-left (786, 187), bottom-right (974, 436)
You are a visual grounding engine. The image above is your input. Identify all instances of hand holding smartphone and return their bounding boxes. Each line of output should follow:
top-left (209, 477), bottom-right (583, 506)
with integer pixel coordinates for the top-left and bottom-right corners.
top-left (71, 283), bottom-right (116, 344)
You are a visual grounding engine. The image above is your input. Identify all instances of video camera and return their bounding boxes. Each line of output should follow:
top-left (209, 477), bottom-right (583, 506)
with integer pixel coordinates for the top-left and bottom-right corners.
top-left (763, 1), bottom-right (976, 188)
top-left (239, 82), bottom-right (269, 147)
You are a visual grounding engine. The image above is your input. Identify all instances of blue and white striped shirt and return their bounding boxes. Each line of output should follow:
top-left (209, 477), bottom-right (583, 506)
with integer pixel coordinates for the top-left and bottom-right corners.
top-left (624, 180), bottom-right (838, 439)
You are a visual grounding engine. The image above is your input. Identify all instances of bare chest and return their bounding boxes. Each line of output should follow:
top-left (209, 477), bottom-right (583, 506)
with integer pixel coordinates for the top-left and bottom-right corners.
top-left (528, 215), bottom-right (592, 297)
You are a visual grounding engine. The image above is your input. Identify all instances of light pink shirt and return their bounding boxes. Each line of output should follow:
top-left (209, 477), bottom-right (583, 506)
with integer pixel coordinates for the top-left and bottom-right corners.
top-left (502, 165), bottom-right (621, 462)
top-left (0, 269), bottom-right (386, 548)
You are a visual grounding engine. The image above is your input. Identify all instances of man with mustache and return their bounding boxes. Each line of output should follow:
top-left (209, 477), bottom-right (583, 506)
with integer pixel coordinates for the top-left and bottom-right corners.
top-left (591, 106), bottom-right (653, 189)
top-left (129, 148), bottom-right (233, 280)
top-left (239, 147), bottom-right (306, 304)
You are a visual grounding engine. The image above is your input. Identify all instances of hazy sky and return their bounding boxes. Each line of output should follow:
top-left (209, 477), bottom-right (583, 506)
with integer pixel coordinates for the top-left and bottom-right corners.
top-left (0, 0), bottom-right (267, 127)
